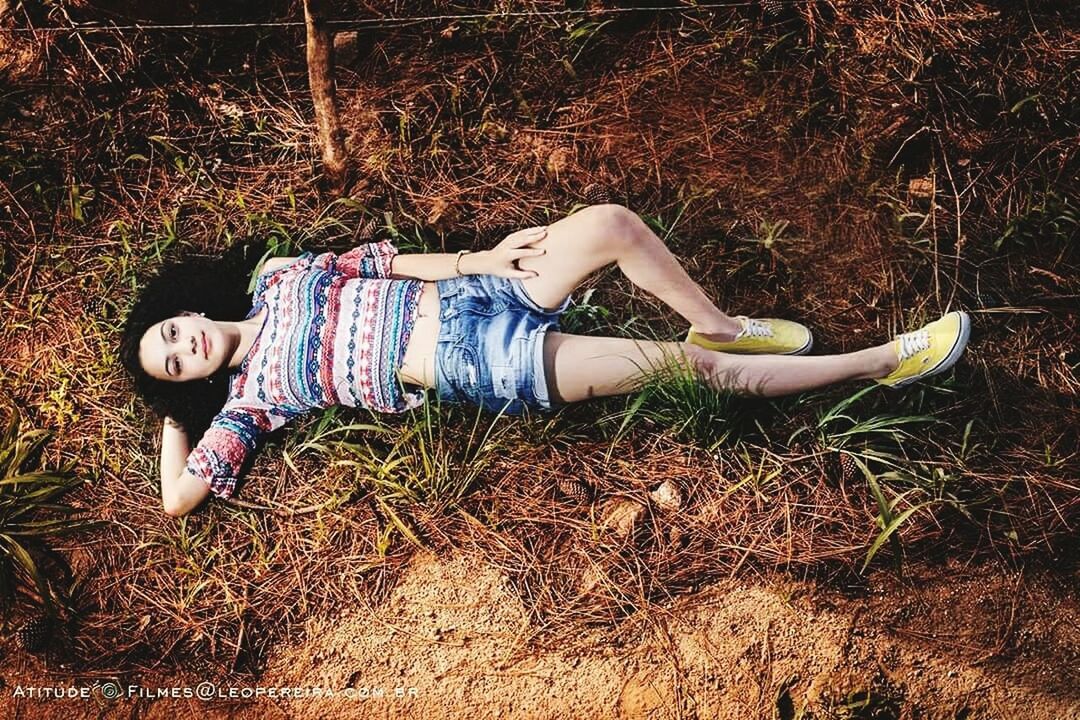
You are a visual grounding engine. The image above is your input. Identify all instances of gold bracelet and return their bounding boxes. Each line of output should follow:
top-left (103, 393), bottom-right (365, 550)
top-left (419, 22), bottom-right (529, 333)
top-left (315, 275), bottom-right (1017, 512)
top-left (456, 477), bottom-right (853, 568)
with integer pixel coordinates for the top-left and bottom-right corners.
top-left (454, 249), bottom-right (472, 276)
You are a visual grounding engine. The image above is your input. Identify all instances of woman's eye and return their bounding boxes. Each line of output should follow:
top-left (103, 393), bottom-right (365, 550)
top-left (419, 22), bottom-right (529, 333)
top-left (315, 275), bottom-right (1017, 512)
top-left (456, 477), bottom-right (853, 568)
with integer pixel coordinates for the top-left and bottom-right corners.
top-left (174, 358), bottom-right (182, 375)
top-left (169, 324), bottom-right (178, 340)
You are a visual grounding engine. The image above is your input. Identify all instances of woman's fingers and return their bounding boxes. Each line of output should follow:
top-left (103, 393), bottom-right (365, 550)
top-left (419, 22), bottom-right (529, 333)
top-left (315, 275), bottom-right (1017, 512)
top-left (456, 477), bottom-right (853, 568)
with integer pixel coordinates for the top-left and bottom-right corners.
top-left (490, 229), bottom-right (544, 278)
top-left (507, 226), bottom-right (547, 245)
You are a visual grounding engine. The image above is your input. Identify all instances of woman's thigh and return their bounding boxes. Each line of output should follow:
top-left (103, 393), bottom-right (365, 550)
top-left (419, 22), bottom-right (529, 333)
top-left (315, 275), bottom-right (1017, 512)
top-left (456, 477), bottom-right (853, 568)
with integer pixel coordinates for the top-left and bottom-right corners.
top-left (514, 205), bottom-right (638, 313)
top-left (542, 332), bottom-right (705, 405)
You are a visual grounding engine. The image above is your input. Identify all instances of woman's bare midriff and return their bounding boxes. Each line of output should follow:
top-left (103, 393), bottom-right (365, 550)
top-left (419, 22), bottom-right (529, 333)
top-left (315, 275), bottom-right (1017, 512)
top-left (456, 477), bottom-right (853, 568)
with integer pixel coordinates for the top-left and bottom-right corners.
top-left (397, 281), bottom-right (442, 389)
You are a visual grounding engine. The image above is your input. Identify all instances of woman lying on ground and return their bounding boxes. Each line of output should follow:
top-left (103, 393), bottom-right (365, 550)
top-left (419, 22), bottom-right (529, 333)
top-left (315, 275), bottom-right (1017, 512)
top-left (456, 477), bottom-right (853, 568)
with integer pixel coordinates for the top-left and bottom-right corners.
top-left (119, 204), bottom-right (971, 517)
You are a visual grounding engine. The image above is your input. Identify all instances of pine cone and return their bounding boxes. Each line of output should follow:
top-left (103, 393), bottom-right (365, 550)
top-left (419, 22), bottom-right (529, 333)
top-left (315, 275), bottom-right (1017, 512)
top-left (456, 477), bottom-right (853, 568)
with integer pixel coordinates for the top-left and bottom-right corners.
top-left (16, 615), bottom-right (52, 655)
top-left (583, 183), bottom-right (612, 206)
top-left (88, 297), bottom-right (113, 320)
top-left (556, 477), bottom-right (593, 503)
top-left (356, 216), bottom-right (379, 241)
top-left (762, 0), bottom-right (785, 17)
top-left (837, 452), bottom-right (858, 483)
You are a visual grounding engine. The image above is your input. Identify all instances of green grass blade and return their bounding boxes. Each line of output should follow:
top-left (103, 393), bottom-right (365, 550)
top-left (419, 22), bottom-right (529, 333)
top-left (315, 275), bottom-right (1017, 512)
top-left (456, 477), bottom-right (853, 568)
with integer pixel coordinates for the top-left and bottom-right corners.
top-left (377, 498), bottom-right (425, 550)
top-left (862, 503), bottom-right (930, 573)
top-left (0, 534), bottom-right (53, 613)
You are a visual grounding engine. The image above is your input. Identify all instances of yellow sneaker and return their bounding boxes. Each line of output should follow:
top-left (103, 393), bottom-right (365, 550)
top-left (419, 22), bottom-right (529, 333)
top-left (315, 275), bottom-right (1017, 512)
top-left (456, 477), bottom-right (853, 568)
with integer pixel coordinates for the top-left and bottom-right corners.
top-left (876, 311), bottom-right (971, 388)
top-left (685, 316), bottom-right (813, 355)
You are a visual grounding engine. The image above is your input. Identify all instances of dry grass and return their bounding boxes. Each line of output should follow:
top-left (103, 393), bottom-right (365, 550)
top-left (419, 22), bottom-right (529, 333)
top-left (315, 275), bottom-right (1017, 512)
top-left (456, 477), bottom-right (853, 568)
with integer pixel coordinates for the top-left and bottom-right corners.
top-left (0, 0), bottom-right (1077, 680)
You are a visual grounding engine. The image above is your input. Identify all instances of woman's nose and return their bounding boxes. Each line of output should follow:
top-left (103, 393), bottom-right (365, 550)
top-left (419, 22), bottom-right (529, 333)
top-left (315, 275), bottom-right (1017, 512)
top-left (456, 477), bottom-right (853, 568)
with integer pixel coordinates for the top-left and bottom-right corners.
top-left (190, 335), bottom-right (197, 354)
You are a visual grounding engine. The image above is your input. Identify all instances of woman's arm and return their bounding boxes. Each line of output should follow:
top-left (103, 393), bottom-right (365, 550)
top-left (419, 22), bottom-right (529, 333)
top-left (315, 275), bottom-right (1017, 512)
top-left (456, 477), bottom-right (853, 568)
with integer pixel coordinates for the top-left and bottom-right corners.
top-left (260, 249), bottom-right (480, 282)
top-left (389, 226), bottom-right (549, 281)
top-left (260, 256), bottom-right (297, 275)
top-left (264, 227), bottom-right (548, 282)
top-left (160, 418), bottom-right (210, 517)
top-left (388, 251), bottom-right (490, 281)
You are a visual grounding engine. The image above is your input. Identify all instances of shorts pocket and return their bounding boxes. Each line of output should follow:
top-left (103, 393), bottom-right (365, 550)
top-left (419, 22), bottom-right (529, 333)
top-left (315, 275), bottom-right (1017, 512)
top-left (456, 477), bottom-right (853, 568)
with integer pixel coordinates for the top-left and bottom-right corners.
top-left (444, 341), bottom-right (485, 403)
top-left (490, 336), bottom-right (525, 402)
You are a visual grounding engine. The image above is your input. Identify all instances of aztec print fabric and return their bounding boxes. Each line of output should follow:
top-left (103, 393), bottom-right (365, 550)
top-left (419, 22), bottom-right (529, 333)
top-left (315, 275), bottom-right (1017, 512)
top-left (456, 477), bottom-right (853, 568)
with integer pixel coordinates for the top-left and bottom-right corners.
top-left (186, 241), bottom-right (425, 499)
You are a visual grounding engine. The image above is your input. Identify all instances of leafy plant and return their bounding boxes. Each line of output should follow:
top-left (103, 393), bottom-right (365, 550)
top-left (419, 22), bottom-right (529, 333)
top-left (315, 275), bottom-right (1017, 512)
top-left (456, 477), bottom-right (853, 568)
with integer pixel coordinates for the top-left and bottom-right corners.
top-left (789, 385), bottom-right (938, 473)
top-left (564, 17), bottom-right (615, 64)
top-left (640, 204), bottom-right (690, 244)
top-left (752, 218), bottom-right (795, 250)
top-left (0, 408), bottom-right (104, 622)
top-left (995, 190), bottom-right (1077, 251)
top-left (787, 387), bottom-right (962, 573)
top-left (724, 217), bottom-right (802, 289)
top-left (560, 287), bottom-right (612, 335)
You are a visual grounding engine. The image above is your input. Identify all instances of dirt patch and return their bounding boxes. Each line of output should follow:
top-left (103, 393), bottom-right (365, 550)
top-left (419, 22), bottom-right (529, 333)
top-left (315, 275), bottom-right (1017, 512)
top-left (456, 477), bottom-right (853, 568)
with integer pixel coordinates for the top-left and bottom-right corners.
top-left (4, 552), bottom-right (1076, 719)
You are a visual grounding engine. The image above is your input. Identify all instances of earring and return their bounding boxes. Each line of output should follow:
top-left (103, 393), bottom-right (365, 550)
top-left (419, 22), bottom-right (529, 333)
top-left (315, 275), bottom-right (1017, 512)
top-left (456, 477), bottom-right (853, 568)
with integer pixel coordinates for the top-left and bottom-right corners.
top-left (207, 377), bottom-right (214, 384)
top-left (199, 312), bottom-right (206, 317)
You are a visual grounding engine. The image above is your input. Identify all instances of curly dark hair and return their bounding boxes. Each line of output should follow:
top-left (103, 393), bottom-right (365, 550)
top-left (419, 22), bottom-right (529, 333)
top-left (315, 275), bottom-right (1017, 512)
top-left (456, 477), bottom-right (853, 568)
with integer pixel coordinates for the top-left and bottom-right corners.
top-left (118, 240), bottom-right (269, 443)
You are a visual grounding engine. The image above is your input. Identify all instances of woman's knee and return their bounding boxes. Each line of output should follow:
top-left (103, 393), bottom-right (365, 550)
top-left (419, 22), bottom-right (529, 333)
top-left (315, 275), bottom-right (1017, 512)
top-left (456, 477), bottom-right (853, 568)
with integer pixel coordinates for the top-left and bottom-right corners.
top-left (678, 342), bottom-right (716, 377)
top-left (575, 204), bottom-right (648, 251)
top-left (678, 346), bottom-right (752, 390)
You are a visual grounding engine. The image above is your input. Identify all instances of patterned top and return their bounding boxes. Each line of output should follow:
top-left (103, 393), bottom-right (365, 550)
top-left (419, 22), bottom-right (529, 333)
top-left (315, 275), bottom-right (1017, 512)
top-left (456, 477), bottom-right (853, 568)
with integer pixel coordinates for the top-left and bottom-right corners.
top-left (185, 241), bottom-right (426, 499)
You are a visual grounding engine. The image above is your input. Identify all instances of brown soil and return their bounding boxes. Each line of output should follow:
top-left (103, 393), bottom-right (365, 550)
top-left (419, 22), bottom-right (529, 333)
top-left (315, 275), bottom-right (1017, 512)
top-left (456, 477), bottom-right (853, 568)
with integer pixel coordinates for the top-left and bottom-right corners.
top-left (4, 552), bottom-right (1078, 719)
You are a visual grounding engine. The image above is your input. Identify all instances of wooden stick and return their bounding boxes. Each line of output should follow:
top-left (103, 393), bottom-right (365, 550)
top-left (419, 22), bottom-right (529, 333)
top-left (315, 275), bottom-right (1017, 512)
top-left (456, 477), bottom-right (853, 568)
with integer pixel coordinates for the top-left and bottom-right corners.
top-left (303, 0), bottom-right (348, 192)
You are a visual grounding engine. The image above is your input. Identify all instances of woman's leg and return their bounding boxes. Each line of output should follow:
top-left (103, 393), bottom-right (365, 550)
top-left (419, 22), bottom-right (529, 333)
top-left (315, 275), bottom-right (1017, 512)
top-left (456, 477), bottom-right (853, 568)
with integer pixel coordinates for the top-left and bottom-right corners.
top-left (516, 204), bottom-right (744, 341)
top-left (544, 332), bottom-right (898, 404)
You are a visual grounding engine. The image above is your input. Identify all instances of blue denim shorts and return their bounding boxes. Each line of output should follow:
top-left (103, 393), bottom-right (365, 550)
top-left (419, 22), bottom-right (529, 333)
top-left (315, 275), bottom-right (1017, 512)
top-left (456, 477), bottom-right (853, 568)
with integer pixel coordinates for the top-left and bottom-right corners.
top-left (433, 274), bottom-right (571, 416)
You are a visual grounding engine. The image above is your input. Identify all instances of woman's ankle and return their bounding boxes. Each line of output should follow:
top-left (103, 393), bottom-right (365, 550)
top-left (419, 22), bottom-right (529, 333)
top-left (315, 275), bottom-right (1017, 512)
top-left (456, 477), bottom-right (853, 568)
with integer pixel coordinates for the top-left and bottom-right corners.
top-left (859, 343), bottom-right (899, 379)
top-left (690, 315), bottom-right (742, 341)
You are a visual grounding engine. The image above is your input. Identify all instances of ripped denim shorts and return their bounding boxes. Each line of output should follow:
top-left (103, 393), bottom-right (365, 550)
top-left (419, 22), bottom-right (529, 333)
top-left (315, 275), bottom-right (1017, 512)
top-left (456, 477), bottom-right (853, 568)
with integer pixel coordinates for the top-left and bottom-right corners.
top-left (432, 274), bottom-right (571, 416)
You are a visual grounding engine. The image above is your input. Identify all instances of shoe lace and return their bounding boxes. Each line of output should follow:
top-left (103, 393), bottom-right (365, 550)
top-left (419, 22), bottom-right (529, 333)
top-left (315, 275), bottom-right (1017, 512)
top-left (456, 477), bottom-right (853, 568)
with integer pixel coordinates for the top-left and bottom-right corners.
top-left (897, 329), bottom-right (930, 360)
top-left (736, 317), bottom-right (773, 339)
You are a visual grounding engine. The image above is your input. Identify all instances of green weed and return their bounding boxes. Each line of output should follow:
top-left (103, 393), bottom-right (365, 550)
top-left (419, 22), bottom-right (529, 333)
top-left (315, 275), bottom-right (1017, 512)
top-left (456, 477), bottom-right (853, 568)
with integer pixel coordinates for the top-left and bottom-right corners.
top-left (0, 408), bottom-right (104, 622)
top-left (786, 386), bottom-right (971, 573)
top-left (564, 17), bottom-right (615, 65)
top-left (560, 287), bottom-right (612, 335)
top-left (790, 385), bottom-right (938, 472)
top-left (286, 399), bottom-right (513, 549)
top-left (601, 345), bottom-right (750, 456)
top-left (775, 672), bottom-right (903, 719)
top-left (640, 204), bottom-right (690, 244)
top-left (721, 442), bottom-right (785, 499)
top-left (995, 190), bottom-right (1077, 252)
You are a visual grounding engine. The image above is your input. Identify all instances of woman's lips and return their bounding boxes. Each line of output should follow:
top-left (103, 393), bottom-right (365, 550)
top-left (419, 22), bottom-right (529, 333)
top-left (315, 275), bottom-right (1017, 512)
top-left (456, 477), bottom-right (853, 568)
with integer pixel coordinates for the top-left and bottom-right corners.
top-left (202, 332), bottom-right (209, 359)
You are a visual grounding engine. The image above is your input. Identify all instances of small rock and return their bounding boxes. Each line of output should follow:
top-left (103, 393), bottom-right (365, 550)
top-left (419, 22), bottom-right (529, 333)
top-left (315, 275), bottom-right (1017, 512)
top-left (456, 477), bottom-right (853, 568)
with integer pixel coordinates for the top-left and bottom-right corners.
top-left (649, 479), bottom-right (683, 512)
top-left (599, 498), bottom-right (645, 540)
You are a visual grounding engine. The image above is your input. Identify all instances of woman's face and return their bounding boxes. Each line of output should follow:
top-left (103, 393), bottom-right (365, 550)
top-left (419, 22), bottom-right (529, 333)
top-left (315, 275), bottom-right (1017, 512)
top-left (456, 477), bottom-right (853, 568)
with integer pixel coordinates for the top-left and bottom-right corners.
top-left (138, 312), bottom-right (228, 382)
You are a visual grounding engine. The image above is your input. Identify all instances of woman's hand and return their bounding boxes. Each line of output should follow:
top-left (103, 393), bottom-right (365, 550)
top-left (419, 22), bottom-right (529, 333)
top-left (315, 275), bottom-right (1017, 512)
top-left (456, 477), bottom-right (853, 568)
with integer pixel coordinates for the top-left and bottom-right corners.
top-left (469, 226), bottom-right (547, 279)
